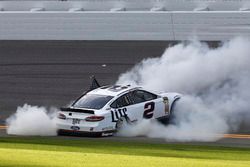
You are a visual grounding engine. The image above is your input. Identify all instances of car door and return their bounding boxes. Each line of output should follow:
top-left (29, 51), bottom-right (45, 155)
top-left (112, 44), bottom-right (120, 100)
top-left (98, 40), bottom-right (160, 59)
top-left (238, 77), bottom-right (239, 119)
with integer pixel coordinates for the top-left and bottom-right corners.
top-left (109, 90), bottom-right (166, 123)
top-left (109, 92), bottom-right (142, 123)
top-left (130, 90), bottom-right (166, 119)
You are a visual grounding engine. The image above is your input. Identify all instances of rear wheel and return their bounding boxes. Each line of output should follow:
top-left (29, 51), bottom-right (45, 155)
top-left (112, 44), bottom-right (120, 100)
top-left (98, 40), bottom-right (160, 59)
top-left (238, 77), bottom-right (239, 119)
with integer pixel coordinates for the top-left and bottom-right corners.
top-left (116, 117), bottom-right (125, 131)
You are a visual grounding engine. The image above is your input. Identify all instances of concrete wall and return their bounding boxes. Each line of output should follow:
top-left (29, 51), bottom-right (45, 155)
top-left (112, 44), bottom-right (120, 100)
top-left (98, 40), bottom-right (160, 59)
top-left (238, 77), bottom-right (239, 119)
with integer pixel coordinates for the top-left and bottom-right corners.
top-left (0, 1), bottom-right (250, 40)
top-left (0, 11), bottom-right (250, 40)
top-left (0, 12), bottom-right (174, 40)
top-left (1, 1), bottom-right (250, 11)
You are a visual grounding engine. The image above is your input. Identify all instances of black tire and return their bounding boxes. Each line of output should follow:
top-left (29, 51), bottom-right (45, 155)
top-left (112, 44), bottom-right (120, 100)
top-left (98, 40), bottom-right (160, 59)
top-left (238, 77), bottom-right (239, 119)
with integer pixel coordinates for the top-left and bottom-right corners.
top-left (169, 99), bottom-right (180, 124)
top-left (157, 116), bottom-right (170, 125)
top-left (157, 99), bottom-right (179, 125)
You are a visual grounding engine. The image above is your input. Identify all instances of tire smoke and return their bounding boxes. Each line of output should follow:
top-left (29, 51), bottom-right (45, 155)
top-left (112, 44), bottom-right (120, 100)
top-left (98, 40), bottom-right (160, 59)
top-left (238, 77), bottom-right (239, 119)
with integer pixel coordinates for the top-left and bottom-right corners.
top-left (117, 37), bottom-right (250, 141)
top-left (6, 104), bottom-right (57, 136)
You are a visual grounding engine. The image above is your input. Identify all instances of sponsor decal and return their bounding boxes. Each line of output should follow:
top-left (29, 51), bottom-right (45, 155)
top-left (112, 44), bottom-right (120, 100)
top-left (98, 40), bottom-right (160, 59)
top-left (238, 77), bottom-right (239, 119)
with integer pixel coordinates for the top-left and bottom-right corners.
top-left (111, 108), bottom-right (127, 122)
top-left (163, 97), bottom-right (170, 115)
top-left (102, 126), bottom-right (114, 131)
top-left (102, 132), bottom-right (113, 137)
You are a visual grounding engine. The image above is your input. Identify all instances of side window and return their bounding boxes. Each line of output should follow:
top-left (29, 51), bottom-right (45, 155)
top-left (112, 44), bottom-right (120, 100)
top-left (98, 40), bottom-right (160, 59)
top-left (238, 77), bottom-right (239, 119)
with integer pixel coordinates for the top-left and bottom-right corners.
top-left (131, 90), bottom-right (145, 104)
top-left (130, 90), bottom-right (157, 104)
top-left (142, 90), bottom-right (158, 101)
top-left (110, 93), bottom-right (132, 108)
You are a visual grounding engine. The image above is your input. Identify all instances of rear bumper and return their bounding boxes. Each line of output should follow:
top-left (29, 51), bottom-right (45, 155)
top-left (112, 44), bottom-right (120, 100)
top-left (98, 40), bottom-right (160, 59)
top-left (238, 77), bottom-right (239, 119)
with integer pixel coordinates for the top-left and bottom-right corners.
top-left (57, 129), bottom-right (115, 137)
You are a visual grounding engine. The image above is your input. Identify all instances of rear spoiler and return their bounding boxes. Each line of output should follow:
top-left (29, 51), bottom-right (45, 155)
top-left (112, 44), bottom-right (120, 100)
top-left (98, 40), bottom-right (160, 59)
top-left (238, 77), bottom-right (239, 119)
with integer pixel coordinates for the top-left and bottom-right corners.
top-left (60, 107), bottom-right (95, 114)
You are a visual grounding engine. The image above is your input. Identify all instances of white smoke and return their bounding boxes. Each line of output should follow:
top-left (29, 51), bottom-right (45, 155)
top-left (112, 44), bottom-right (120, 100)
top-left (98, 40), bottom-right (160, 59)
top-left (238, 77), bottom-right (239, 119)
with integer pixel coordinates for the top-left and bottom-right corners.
top-left (117, 37), bottom-right (250, 141)
top-left (6, 104), bottom-right (57, 136)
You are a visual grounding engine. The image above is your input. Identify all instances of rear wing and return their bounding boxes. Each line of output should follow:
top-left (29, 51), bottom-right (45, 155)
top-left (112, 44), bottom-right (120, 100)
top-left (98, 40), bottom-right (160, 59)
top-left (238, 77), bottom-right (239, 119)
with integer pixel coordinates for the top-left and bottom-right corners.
top-left (60, 107), bottom-right (94, 114)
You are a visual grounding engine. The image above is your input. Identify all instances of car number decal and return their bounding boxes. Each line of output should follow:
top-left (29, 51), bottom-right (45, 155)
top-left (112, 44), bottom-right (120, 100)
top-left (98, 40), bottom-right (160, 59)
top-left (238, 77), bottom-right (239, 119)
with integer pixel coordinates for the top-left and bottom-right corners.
top-left (143, 102), bottom-right (155, 119)
top-left (111, 108), bottom-right (127, 122)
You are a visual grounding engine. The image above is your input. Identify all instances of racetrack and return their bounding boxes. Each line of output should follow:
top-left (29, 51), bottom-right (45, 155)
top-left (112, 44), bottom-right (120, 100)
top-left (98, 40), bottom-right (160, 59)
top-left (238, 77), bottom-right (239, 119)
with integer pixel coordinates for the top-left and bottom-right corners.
top-left (0, 40), bottom-right (249, 147)
top-left (1, 128), bottom-right (250, 148)
top-left (0, 40), bottom-right (171, 120)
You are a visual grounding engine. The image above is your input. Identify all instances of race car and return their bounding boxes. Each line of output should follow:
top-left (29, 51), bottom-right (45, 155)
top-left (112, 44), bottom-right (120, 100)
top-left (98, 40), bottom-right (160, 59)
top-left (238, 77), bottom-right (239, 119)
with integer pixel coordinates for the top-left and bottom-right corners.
top-left (56, 77), bottom-right (181, 137)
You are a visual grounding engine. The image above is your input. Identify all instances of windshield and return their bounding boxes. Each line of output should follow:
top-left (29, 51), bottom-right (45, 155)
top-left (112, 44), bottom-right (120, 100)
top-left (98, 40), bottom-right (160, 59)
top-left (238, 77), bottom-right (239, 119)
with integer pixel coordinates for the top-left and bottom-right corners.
top-left (73, 94), bottom-right (114, 109)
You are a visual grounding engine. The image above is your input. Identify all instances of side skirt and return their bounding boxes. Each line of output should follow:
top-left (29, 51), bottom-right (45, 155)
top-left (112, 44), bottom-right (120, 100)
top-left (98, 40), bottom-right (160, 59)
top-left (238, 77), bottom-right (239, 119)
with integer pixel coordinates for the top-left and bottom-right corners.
top-left (156, 115), bottom-right (170, 125)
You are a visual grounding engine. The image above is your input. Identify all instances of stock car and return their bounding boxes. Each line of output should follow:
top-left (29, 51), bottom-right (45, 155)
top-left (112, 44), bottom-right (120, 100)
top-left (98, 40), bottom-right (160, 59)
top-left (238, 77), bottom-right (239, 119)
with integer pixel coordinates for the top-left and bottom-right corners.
top-left (56, 77), bottom-right (181, 136)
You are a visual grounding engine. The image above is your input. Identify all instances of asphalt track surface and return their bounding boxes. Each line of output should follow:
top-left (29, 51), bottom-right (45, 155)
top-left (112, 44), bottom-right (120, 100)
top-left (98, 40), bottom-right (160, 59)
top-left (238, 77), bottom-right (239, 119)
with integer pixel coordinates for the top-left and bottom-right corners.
top-left (1, 127), bottom-right (250, 148)
top-left (0, 40), bottom-right (173, 120)
top-left (0, 40), bottom-right (249, 147)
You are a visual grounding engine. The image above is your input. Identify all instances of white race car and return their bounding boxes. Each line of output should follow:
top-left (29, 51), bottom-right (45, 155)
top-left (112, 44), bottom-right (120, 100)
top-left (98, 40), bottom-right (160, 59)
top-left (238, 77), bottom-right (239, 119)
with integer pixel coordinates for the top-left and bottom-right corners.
top-left (56, 77), bottom-right (181, 137)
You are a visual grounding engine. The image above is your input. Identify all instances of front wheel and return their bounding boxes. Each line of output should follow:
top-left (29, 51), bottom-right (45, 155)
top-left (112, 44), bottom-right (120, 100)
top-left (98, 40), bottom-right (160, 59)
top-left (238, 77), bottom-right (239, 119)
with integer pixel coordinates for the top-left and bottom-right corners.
top-left (169, 99), bottom-right (180, 124)
top-left (157, 99), bottom-right (179, 125)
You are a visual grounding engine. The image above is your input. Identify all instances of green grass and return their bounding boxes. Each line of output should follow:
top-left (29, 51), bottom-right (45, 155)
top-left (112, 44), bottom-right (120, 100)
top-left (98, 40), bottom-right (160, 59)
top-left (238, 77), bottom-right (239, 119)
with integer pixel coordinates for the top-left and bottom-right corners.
top-left (0, 137), bottom-right (250, 167)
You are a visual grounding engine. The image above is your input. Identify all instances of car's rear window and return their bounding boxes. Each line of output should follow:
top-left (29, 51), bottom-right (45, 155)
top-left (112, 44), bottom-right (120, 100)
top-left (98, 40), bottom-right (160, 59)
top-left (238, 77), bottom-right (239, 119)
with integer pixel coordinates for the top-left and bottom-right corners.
top-left (73, 94), bottom-right (114, 110)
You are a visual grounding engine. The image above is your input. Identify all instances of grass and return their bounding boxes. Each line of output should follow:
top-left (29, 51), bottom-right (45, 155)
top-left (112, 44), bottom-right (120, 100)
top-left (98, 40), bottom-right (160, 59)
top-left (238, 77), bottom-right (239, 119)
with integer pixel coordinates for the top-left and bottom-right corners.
top-left (0, 136), bottom-right (250, 167)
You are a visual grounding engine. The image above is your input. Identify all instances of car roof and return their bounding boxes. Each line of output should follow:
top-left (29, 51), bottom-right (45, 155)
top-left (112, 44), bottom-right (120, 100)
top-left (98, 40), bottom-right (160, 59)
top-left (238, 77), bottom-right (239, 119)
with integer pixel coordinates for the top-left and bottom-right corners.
top-left (87, 85), bottom-right (141, 97)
